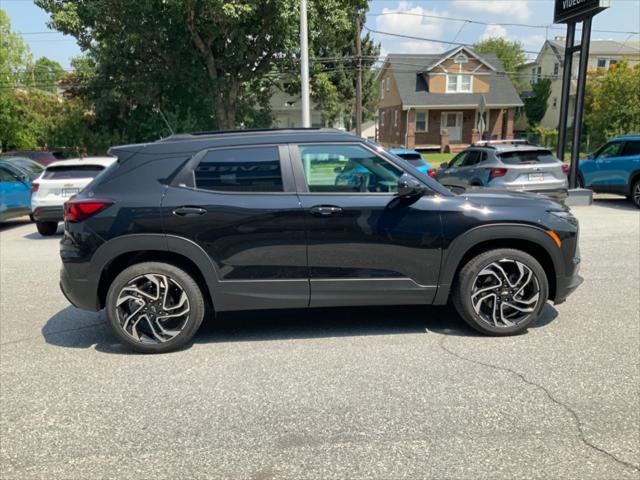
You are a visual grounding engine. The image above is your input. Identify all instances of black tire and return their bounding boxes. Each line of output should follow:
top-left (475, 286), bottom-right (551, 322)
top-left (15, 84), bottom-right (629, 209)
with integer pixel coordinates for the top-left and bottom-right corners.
top-left (631, 178), bottom-right (640, 209)
top-left (452, 249), bottom-right (549, 336)
top-left (105, 262), bottom-right (205, 353)
top-left (36, 221), bottom-right (58, 236)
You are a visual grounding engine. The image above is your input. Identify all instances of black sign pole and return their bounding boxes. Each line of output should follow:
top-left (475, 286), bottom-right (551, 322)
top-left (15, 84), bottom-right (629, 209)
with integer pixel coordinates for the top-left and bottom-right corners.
top-left (569, 16), bottom-right (593, 189)
top-left (556, 22), bottom-right (576, 164)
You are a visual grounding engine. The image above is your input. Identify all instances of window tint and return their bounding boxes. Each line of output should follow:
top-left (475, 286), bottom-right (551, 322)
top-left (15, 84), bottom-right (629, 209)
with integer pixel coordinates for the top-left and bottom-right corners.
top-left (499, 150), bottom-right (558, 165)
top-left (194, 146), bottom-right (283, 192)
top-left (621, 141), bottom-right (640, 157)
top-left (596, 142), bottom-right (622, 159)
top-left (299, 144), bottom-right (403, 193)
top-left (0, 167), bottom-right (18, 182)
top-left (43, 165), bottom-right (105, 180)
top-left (462, 151), bottom-right (481, 166)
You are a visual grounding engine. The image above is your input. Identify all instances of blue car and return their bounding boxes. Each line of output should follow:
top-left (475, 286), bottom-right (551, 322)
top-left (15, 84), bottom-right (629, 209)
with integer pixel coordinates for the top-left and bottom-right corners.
top-left (388, 148), bottom-right (435, 176)
top-left (0, 161), bottom-right (32, 222)
top-left (579, 135), bottom-right (640, 208)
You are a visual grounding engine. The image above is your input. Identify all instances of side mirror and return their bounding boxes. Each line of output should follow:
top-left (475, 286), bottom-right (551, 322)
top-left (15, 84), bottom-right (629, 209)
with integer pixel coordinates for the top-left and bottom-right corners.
top-left (20, 174), bottom-right (30, 184)
top-left (397, 173), bottom-right (427, 198)
top-left (586, 153), bottom-right (594, 160)
top-left (440, 162), bottom-right (449, 169)
top-left (333, 166), bottom-right (344, 174)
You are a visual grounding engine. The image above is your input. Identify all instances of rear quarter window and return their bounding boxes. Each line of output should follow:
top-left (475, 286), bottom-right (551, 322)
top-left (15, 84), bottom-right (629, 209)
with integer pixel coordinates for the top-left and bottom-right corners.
top-left (499, 150), bottom-right (558, 165)
top-left (43, 165), bottom-right (105, 180)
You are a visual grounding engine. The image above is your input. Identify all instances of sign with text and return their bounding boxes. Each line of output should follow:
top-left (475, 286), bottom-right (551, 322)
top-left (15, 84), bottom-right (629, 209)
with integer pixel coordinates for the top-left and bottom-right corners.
top-left (554, 0), bottom-right (611, 24)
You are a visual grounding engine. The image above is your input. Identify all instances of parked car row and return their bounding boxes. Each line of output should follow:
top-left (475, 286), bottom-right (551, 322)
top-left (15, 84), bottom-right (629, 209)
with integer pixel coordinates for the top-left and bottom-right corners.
top-left (388, 135), bottom-right (640, 208)
top-left (0, 154), bottom-right (116, 230)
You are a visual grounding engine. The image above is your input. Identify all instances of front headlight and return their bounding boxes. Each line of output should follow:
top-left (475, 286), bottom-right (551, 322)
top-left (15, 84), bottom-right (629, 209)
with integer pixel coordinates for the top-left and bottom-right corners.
top-left (548, 209), bottom-right (578, 227)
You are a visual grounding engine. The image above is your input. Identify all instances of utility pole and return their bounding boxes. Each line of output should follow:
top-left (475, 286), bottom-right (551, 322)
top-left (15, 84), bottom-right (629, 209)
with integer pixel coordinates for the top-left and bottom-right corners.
top-left (355, 11), bottom-right (363, 137)
top-left (300, 0), bottom-right (311, 128)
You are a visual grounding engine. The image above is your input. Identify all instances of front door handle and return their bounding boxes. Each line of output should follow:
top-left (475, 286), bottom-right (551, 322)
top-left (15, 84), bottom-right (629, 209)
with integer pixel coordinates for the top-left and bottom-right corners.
top-left (309, 205), bottom-right (343, 217)
top-left (173, 206), bottom-right (207, 217)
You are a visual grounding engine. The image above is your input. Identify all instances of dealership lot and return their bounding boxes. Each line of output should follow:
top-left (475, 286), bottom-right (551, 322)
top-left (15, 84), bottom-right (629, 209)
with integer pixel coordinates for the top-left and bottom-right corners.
top-left (0, 197), bottom-right (638, 479)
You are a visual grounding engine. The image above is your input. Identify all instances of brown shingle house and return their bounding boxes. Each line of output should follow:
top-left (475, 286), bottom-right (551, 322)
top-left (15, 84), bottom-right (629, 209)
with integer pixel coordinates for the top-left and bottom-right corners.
top-left (377, 47), bottom-right (524, 152)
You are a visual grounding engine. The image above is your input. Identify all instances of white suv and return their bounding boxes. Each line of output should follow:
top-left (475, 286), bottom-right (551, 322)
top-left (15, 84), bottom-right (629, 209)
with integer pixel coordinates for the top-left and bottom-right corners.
top-left (31, 157), bottom-right (116, 235)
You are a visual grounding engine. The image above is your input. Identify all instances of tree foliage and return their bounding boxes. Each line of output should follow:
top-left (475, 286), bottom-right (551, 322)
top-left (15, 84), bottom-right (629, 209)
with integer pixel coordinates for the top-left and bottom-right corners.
top-left (523, 78), bottom-right (551, 127)
top-left (472, 37), bottom-right (526, 88)
top-left (35, 0), bottom-right (375, 137)
top-left (585, 62), bottom-right (640, 147)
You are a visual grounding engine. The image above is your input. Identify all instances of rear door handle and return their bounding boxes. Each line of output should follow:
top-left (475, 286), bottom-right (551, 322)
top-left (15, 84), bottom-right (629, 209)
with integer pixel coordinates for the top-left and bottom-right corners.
top-left (173, 206), bottom-right (207, 217)
top-left (310, 205), bottom-right (342, 217)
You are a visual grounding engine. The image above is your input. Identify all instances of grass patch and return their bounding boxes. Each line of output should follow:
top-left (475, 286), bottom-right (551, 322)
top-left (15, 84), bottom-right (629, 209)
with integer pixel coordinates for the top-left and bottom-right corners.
top-left (421, 152), bottom-right (455, 166)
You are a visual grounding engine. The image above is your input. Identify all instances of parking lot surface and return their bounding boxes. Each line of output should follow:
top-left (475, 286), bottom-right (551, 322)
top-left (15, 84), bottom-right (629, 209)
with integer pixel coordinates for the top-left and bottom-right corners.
top-left (1, 197), bottom-right (639, 479)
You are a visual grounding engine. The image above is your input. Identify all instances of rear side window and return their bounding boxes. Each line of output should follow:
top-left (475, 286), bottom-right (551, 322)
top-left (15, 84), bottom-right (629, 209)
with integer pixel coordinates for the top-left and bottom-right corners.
top-left (43, 165), bottom-right (104, 180)
top-left (499, 150), bottom-right (557, 165)
top-left (622, 141), bottom-right (640, 157)
top-left (397, 153), bottom-right (424, 166)
top-left (194, 146), bottom-right (283, 192)
top-left (462, 151), bottom-right (482, 166)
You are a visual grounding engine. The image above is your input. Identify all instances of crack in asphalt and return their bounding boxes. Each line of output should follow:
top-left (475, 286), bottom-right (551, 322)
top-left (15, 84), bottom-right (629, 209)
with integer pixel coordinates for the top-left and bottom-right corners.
top-left (438, 335), bottom-right (640, 474)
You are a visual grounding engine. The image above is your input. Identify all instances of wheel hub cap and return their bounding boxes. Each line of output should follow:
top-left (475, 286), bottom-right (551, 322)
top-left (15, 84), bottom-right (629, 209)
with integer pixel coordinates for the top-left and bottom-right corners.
top-left (471, 259), bottom-right (541, 328)
top-left (115, 274), bottom-right (190, 344)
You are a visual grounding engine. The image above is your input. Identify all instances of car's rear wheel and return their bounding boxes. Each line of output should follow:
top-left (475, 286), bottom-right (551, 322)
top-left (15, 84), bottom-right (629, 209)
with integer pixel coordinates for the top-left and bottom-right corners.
top-left (452, 249), bottom-right (549, 335)
top-left (105, 262), bottom-right (205, 353)
top-left (36, 221), bottom-right (58, 236)
top-left (631, 178), bottom-right (640, 209)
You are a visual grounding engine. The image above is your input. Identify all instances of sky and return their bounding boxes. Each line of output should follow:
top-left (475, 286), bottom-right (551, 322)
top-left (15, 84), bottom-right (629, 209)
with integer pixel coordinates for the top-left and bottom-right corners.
top-left (3, 0), bottom-right (640, 69)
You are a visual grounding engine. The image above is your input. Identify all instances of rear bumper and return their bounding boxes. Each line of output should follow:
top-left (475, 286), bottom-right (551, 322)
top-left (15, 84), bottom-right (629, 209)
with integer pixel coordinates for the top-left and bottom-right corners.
top-left (60, 265), bottom-right (100, 311)
top-left (32, 206), bottom-right (64, 223)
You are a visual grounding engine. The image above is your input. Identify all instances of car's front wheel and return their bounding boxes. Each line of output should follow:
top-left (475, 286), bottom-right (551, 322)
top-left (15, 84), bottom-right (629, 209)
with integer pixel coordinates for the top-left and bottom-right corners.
top-left (36, 221), bottom-right (58, 236)
top-left (631, 178), bottom-right (640, 209)
top-left (452, 249), bottom-right (549, 335)
top-left (105, 262), bottom-right (205, 353)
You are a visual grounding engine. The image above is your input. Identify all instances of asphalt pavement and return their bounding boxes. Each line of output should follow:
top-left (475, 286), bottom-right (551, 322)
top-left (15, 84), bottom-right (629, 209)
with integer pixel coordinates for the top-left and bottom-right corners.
top-left (1, 196), bottom-right (639, 479)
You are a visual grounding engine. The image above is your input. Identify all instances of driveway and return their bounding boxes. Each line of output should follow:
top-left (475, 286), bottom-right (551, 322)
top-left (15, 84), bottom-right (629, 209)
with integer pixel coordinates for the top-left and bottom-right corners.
top-left (1, 197), bottom-right (639, 479)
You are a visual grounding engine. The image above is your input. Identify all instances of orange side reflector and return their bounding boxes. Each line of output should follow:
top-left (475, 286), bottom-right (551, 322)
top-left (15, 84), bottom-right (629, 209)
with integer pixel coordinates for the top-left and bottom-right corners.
top-left (546, 230), bottom-right (562, 248)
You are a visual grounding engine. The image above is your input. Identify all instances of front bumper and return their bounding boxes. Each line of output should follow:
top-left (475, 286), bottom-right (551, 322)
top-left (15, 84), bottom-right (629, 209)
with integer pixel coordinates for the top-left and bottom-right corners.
top-left (32, 206), bottom-right (64, 223)
top-left (554, 273), bottom-right (584, 304)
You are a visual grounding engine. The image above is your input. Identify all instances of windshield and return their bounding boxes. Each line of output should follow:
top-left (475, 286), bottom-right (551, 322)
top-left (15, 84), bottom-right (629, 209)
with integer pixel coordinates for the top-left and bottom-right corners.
top-left (499, 150), bottom-right (558, 165)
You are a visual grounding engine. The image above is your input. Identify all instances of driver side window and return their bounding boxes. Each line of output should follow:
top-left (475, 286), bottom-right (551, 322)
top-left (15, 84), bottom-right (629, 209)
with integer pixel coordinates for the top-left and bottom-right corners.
top-left (298, 144), bottom-right (404, 193)
top-left (449, 152), bottom-right (467, 168)
top-left (597, 142), bottom-right (622, 159)
top-left (0, 168), bottom-right (18, 182)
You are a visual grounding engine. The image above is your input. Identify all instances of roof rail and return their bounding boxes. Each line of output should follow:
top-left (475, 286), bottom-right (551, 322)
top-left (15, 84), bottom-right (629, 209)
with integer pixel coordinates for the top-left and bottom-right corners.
top-left (472, 139), bottom-right (533, 147)
top-left (161, 127), bottom-right (343, 141)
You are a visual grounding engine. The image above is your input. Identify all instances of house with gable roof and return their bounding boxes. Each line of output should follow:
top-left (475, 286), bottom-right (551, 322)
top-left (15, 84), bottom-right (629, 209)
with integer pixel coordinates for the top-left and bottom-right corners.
top-left (377, 46), bottom-right (523, 152)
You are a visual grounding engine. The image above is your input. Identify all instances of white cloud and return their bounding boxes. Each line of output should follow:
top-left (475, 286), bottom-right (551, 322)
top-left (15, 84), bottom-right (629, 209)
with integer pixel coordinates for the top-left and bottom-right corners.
top-left (376, 1), bottom-right (448, 45)
top-left (399, 41), bottom-right (445, 54)
top-left (519, 34), bottom-right (546, 49)
top-left (480, 24), bottom-right (508, 41)
top-left (452, 0), bottom-right (532, 22)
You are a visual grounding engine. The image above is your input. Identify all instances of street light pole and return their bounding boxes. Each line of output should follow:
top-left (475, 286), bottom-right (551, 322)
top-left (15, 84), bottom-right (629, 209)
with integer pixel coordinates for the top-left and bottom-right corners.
top-left (355, 12), bottom-right (363, 137)
top-left (300, 0), bottom-right (311, 128)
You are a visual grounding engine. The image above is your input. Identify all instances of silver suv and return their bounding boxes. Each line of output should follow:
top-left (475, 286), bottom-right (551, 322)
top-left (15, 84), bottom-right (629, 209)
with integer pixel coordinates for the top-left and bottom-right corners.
top-left (435, 141), bottom-right (568, 200)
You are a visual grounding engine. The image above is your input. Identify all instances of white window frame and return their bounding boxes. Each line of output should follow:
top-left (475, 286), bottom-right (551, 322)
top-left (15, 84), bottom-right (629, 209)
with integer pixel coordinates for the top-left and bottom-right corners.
top-left (380, 110), bottom-right (385, 127)
top-left (380, 79), bottom-right (385, 99)
top-left (386, 77), bottom-right (390, 92)
top-left (415, 111), bottom-right (428, 132)
top-left (446, 74), bottom-right (472, 93)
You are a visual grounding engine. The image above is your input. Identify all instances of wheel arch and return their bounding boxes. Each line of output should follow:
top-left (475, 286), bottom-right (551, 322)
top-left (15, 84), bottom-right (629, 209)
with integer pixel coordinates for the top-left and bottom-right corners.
top-left (434, 224), bottom-right (562, 305)
top-left (628, 169), bottom-right (640, 195)
top-left (92, 234), bottom-right (219, 310)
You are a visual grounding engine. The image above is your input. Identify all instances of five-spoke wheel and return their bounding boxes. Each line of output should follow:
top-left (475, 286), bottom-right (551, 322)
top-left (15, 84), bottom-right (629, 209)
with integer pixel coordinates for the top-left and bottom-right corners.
top-left (106, 262), bottom-right (205, 353)
top-left (453, 249), bottom-right (549, 335)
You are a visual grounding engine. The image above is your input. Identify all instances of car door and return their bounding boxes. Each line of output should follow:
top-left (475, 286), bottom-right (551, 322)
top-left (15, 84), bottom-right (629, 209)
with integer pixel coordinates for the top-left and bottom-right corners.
top-left (587, 141), bottom-right (624, 190)
top-left (0, 165), bottom-right (30, 216)
top-left (619, 140), bottom-right (640, 194)
top-left (437, 151), bottom-right (468, 188)
top-left (290, 142), bottom-right (442, 307)
top-left (458, 150), bottom-right (483, 186)
top-left (161, 144), bottom-right (309, 311)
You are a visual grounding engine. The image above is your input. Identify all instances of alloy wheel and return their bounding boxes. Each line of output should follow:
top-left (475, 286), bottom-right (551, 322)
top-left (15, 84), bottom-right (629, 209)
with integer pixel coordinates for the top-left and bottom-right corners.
top-left (633, 182), bottom-right (640, 207)
top-left (115, 274), bottom-right (190, 344)
top-left (471, 259), bottom-right (540, 328)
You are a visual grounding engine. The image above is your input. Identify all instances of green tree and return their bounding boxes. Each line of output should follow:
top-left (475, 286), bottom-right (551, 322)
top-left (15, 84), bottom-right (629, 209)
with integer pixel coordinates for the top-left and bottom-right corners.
top-left (36, 0), bottom-right (370, 134)
top-left (585, 62), bottom-right (640, 147)
top-left (27, 57), bottom-right (65, 92)
top-left (472, 37), bottom-right (526, 88)
top-left (523, 78), bottom-right (551, 127)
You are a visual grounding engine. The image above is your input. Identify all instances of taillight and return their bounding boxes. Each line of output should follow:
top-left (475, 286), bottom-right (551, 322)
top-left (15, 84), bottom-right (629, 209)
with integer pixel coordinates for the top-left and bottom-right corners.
top-left (31, 182), bottom-right (39, 193)
top-left (64, 199), bottom-right (113, 222)
top-left (562, 163), bottom-right (569, 175)
top-left (427, 168), bottom-right (437, 178)
top-left (486, 167), bottom-right (508, 181)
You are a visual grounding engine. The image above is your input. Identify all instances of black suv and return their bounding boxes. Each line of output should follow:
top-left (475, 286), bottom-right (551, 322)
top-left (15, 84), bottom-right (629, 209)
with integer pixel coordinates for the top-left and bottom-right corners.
top-left (60, 129), bottom-right (582, 353)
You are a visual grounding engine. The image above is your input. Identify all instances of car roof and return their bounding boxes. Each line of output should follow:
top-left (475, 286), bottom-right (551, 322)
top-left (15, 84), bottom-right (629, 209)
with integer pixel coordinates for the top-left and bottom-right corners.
top-left (473, 144), bottom-right (552, 153)
top-left (108, 128), bottom-right (361, 158)
top-left (46, 157), bottom-right (116, 169)
top-left (613, 134), bottom-right (640, 141)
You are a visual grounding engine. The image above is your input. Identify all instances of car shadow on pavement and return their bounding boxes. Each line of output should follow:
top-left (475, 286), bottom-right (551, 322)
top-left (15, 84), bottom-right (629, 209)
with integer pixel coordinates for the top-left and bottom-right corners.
top-left (592, 197), bottom-right (638, 211)
top-left (0, 218), bottom-right (31, 232)
top-left (42, 303), bottom-right (558, 354)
